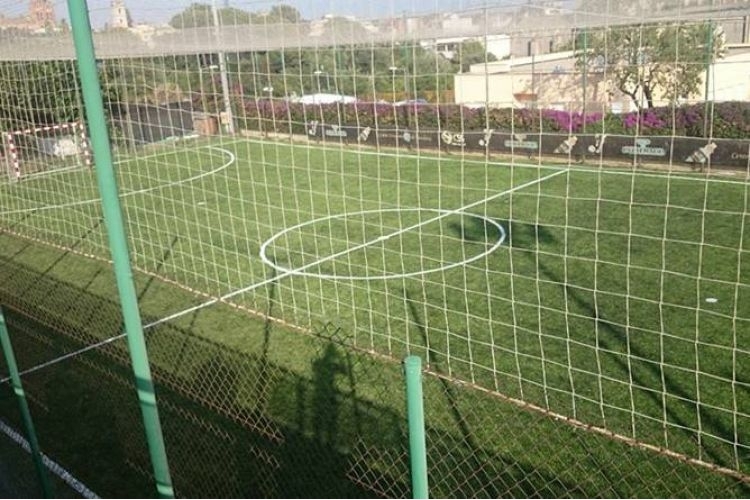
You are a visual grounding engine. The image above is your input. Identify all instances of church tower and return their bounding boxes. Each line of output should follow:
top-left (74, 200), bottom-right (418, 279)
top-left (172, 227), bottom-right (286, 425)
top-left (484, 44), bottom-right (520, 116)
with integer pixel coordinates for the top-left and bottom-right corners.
top-left (28, 0), bottom-right (55, 29)
top-left (110, 0), bottom-right (132, 29)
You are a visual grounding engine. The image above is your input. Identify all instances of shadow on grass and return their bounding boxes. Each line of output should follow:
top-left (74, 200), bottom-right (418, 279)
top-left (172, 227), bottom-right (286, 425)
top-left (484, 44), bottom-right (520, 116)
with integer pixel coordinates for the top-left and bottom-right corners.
top-left (0, 251), bottom-right (405, 497)
top-left (0, 250), bottom-right (590, 498)
top-left (0, 235), bottom-right (747, 498)
top-left (515, 222), bottom-right (749, 490)
top-left (137, 235), bottom-right (179, 302)
top-left (403, 289), bottom-right (588, 498)
top-left (447, 215), bottom-right (556, 252)
top-left (447, 214), bottom-right (504, 244)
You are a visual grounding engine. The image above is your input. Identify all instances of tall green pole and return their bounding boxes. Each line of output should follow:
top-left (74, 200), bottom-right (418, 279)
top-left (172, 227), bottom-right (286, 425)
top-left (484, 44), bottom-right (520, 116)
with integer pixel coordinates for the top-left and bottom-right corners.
top-left (404, 356), bottom-right (429, 499)
top-left (66, 1), bottom-right (174, 497)
top-left (0, 307), bottom-right (54, 498)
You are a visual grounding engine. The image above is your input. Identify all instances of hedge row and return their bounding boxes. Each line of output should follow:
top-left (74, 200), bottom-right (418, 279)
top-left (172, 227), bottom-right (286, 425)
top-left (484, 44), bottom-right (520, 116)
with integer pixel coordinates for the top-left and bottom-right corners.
top-left (235, 98), bottom-right (750, 139)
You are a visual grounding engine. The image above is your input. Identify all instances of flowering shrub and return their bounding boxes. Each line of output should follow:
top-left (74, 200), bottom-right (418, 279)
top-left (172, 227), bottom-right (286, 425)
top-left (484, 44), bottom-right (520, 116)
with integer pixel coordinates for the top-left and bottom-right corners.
top-left (673, 106), bottom-right (704, 137)
top-left (541, 110), bottom-right (604, 133)
top-left (615, 108), bottom-right (670, 135)
top-left (710, 101), bottom-right (750, 139)
top-left (233, 99), bottom-right (750, 139)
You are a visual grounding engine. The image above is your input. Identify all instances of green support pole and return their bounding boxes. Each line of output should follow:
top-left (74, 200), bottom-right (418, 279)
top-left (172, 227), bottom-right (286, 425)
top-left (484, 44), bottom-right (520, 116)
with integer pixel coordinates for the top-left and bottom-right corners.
top-left (65, 1), bottom-right (174, 497)
top-left (0, 307), bottom-right (54, 498)
top-left (404, 356), bottom-right (429, 499)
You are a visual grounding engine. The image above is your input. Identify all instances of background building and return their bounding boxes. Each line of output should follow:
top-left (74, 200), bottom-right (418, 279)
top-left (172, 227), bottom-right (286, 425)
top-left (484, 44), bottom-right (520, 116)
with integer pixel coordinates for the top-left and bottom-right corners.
top-left (0, 0), bottom-right (55, 32)
top-left (454, 46), bottom-right (750, 111)
top-left (110, 0), bottom-right (133, 30)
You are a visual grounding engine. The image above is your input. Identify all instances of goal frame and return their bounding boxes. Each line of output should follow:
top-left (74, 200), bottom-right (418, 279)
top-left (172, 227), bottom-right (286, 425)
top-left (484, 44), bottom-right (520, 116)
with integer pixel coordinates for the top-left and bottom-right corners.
top-left (4, 121), bottom-right (92, 181)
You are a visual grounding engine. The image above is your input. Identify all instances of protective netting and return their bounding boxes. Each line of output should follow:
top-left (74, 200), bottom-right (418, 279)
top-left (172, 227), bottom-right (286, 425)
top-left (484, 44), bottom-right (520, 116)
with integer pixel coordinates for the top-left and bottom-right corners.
top-left (1, 0), bottom-right (749, 497)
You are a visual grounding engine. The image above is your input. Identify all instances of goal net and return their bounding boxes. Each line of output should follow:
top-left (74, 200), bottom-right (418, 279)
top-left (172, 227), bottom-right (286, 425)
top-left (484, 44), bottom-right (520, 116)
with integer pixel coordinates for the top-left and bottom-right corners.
top-left (4, 122), bottom-right (91, 180)
top-left (0, 0), bottom-right (748, 498)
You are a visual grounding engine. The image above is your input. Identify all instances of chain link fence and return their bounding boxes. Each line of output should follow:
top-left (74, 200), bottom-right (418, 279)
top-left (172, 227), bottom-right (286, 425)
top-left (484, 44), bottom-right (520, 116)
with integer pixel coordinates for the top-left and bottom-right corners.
top-left (1, 242), bottom-right (748, 497)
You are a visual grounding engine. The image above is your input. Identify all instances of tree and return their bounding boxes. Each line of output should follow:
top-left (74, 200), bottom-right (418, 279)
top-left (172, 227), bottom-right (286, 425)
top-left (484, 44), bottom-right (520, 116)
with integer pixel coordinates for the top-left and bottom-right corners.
top-left (576, 22), bottom-right (725, 110)
top-left (454, 40), bottom-right (498, 72)
top-left (168, 3), bottom-right (252, 29)
top-left (0, 61), bottom-right (81, 131)
top-left (255, 4), bottom-right (302, 24)
top-left (575, 0), bottom-right (672, 17)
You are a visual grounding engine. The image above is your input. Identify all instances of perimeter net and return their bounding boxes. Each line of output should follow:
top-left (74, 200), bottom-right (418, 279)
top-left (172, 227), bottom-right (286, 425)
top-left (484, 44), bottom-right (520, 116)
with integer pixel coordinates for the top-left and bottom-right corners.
top-left (0, 0), bottom-right (748, 497)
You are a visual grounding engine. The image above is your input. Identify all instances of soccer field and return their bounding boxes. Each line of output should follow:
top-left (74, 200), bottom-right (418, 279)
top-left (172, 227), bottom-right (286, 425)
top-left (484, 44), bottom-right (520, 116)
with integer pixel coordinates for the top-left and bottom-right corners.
top-left (1, 136), bottom-right (748, 480)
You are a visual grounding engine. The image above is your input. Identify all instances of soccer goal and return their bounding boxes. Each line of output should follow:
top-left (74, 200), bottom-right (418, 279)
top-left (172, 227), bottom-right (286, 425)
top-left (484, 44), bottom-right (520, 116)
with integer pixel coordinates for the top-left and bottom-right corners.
top-left (4, 122), bottom-right (92, 181)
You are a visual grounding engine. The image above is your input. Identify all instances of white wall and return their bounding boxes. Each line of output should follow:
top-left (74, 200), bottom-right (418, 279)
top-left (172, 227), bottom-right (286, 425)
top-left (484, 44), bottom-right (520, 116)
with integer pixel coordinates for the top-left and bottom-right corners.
top-left (703, 52), bottom-right (750, 102)
top-left (456, 50), bottom-right (750, 110)
top-left (455, 71), bottom-right (611, 111)
top-left (485, 35), bottom-right (511, 60)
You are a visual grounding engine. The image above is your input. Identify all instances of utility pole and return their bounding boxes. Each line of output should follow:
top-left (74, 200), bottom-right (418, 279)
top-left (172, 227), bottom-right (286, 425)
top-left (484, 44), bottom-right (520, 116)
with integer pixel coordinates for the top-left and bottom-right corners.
top-left (703, 19), bottom-right (714, 138)
top-left (582, 28), bottom-right (588, 133)
top-left (212, 0), bottom-right (235, 134)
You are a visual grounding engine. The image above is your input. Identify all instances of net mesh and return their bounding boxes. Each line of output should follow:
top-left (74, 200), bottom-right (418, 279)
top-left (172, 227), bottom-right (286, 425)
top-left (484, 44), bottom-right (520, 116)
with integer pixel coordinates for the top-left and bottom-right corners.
top-left (0, 0), bottom-right (749, 497)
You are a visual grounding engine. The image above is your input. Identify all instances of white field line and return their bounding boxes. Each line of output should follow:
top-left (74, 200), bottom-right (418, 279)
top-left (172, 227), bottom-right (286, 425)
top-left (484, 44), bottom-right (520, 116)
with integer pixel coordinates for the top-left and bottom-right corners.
top-left (258, 207), bottom-right (507, 280)
top-left (243, 135), bottom-right (750, 186)
top-left (1, 168), bottom-right (566, 383)
top-left (0, 145), bottom-right (236, 216)
top-left (0, 418), bottom-right (99, 498)
top-left (145, 168), bottom-right (567, 330)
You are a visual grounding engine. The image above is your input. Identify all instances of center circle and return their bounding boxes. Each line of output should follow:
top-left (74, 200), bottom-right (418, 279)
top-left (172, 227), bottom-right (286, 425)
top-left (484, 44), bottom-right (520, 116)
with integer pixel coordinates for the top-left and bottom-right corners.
top-left (259, 208), bottom-right (506, 281)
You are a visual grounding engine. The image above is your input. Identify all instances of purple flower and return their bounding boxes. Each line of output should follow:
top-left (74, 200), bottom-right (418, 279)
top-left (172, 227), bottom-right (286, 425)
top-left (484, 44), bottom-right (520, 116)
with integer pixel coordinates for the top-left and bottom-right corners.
top-left (541, 110), bottom-right (604, 132)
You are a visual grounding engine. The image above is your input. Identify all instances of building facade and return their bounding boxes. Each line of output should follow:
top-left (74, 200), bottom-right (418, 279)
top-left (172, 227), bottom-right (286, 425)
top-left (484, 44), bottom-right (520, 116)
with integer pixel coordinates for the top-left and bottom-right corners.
top-left (0, 0), bottom-right (55, 32)
top-left (454, 47), bottom-right (750, 111)
top-left (110, 0), bottom-right (132, 30)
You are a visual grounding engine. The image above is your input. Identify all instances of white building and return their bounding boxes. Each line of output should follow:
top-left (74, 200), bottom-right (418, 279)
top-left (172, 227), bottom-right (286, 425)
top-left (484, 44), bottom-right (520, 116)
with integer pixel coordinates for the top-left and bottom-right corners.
top-left (703, 48), bottom-right (750, 102)
top-left (421, 34), bottom-right (511, 61)
top-left (110, 0), bottom-right (132, 30)
top-left (454, 47), bottom-right (750, 111)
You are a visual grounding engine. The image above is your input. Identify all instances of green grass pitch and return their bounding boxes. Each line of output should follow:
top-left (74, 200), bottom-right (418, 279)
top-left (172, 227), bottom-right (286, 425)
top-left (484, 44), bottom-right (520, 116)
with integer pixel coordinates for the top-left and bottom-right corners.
top-left (0, 136), bottom-right (748, 487)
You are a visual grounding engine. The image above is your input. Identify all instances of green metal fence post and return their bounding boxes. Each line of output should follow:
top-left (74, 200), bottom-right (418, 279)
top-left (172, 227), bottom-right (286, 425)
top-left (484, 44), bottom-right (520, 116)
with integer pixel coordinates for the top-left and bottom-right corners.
top-left (404, 355), bottom-right (429, 499)
top-left (0, 307), bottom-right (54, 498)
top-left (65, 1), bottom-right (174, 497)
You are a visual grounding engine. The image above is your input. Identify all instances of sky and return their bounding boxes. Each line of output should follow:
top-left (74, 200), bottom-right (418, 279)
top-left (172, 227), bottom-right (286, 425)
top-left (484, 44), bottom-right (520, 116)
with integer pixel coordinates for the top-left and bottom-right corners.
top-left (51, 0), bottom-right (526, 29)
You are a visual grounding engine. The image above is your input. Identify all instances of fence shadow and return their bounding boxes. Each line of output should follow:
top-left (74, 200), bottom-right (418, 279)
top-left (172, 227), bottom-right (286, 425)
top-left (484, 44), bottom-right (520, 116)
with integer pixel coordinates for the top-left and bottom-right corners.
top-left (0, 238), bottom-right (747, 498)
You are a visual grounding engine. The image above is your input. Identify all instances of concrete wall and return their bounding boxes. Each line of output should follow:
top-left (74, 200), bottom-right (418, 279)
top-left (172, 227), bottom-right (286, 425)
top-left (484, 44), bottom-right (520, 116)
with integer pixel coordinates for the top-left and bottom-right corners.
top-left (702, 50), bottom-right (750, 103)
top-left (454, 70), bottom-right (615, 111)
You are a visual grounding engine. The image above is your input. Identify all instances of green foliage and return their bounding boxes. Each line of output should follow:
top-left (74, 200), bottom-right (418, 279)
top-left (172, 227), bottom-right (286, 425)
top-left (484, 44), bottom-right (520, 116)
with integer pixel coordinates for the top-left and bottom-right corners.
top-left (577, 22), bottom-right (726, 110)
top-left (454, 40), bottom-right (498, 72)
top-left (168, 3), bottom-right (253, 28)
top-left (237, 99), bottom-right (750, 140)
top-left (232, 44), bottom-right (455, 99)
top-left (263, 4), bottom-right (302, 24)
top-left (0, 60), bottom-right (81, 130)
top-left (168, 2), bottom-right (303, 28)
